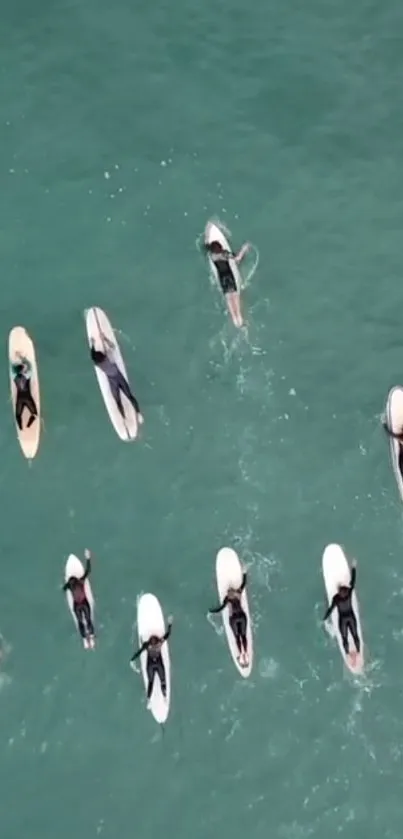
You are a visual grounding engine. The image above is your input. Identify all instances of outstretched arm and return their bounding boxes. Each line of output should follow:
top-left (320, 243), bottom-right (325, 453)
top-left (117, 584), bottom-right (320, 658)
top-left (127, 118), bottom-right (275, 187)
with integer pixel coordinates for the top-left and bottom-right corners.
top-left (234, 243), bottom-right (249, 264)
top-left (349, 562), bottom-right (357, 590)
top-left (101, 333), bottom-right (115, 351)
top-left (80, 549), bottom-right (92, 581)
top-left (238, 572), bottom-right (247, 593)
top-left (323, 595), bottom-right (338, 622)
top-left (130, 640), bottom-right (148, 662)
top-left (209, 595), bottom-right (228, 614)
top-left (162, 620), bottom-right (173, 642)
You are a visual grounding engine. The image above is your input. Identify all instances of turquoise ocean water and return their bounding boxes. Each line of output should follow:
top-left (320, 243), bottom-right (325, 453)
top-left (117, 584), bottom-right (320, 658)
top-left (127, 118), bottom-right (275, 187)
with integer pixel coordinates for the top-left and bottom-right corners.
top-left (1, 0), bottom-right (403, 837)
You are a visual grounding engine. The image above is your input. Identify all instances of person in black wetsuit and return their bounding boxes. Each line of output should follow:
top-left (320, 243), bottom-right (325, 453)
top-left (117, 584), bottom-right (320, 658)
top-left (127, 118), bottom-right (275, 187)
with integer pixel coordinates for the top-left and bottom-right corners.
top-left (10, 353), bottom-right (38, 431)
top-left (382, 418), bottom-right (403, 475)
top-left (204, 239), bottom-right (249, 327)
top-left (89, 336), bottom-right (144, 424)
top-left (63, 549), bottom-right (95, 641)
top-left (323, 560), bottom-right (360, 661)
top-left (130, 618), bottom-right (173, 706)
top-left (204, 240), bottom-right (249, 295)
top-left (209, 572), bottom-right (249, 667)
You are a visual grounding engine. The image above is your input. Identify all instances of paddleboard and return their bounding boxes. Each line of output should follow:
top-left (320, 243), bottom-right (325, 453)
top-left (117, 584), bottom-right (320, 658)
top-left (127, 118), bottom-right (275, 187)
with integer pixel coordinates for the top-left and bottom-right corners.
top-left (136, 593), bottom-right (171, 724)
top-left (85, 307), bottom-right (138, 441)
top-left (386, 386), bottom-right (403, 501)
top-left (8, 327), bottom-right (41, 460)
top-left (322, 544), bottom-right (364, 675)
top-left (204, 221), bottom-right (243, 326)
top-left (215, 547), bottom-right (253, 677)
top-left (65, 554), bottom-right (95, 650)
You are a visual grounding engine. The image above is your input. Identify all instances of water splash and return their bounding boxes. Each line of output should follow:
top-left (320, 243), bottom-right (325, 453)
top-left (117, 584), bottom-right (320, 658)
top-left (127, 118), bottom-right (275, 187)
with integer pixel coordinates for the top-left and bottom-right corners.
top-left (0, 633), bottom-right (11, 693)
top-left (207, 612), bottom-right (223, 637)
top-left (0, 672), bottom-right (11, 693)
top-left (113, 328), bottom-right (137, 354)
top-left (240, 243), bottom-right (260, 289)
top-left (259, 657), bottom-right (279, 679)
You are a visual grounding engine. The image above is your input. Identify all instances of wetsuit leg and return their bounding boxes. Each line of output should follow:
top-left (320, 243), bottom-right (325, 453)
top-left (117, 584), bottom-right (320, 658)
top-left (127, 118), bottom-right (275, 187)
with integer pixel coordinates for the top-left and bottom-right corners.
top-left (15, 391), bottom-right (38, 430)
top-left (73, 604), bottom-right (87, 639)
top-left (25, 391), bottom-right (38, 428)
top-left (346, 615), bottom-right (360, 653)
top-left (108, 378), bottom-right (125, 418)
top-left (15, 395), bottom-right (25, 430)
top-left (82, 600), bottom-right (94, 636)
top-left (155, 654), bottom-right (167, 697)
top-left (236, 613), bottom-right (248, 653)
top-left (398, 445), bottom-right (403, 477)
top-left (146, 658), bottom-right (157, 699)
top-left (338, 615), bottom-right (350, 654)
top-left (229, 614), bottom-right (243, 654)
top-left (116, 371), bottom-right (141, 413)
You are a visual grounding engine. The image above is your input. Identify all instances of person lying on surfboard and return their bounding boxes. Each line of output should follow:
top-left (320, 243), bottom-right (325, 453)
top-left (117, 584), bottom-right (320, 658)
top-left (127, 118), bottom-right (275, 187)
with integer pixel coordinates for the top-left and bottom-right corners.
top-left (322, 560), bottom-right (360, 666)
top-left (89, 336), bottom-right (144, 425)
top-left (204, 240), bottom-right (249, 327)
top-left (63, 549), bottom-right (95, 643)
top-left (209, 572), bottom-right (249, 668)
top-left (10, 352), bottom-right (38, 431)
top-left (130, 618), bottom-right (173, 708)
top-left (382, 417), bottom-right (403, 473)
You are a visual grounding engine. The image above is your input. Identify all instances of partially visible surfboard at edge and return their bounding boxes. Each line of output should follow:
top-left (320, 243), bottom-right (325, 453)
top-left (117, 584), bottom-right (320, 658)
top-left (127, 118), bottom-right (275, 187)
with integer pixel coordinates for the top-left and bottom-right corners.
top-left (386, 386), bottom-right (403, 501)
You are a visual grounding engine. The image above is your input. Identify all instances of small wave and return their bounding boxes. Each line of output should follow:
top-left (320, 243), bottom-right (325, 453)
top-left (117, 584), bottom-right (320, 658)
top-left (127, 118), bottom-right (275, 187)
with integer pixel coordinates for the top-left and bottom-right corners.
top-left (259, 657), bottom-right (279, 679)
top-left (207, 612), bottom-right (223, 637)
top-left (241, 243), bottom-right (259, 289)
top-left (0, 672), bottom-right (11, 693)
top-left (113, 328), bottom-right (136, 354)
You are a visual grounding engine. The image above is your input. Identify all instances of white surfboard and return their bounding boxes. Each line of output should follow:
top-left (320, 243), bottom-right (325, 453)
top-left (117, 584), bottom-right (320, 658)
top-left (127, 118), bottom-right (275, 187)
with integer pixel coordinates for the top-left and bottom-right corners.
top-left (85, 306), bottom-right (138, 441)
top-left (386, 386), bottom-right (403, 501)
top-left (136, 593), bottom-right (171, 724)
top-left (322, 544), bottom-right (364, 675)
top-left (64, 554), bottom-right (95, 650)
top-left (215, 547), bottom-right (253, 677)
top-left (8, 326), bottom-right (41, 460)
top-left (204, 221), bottom-right (243, 326)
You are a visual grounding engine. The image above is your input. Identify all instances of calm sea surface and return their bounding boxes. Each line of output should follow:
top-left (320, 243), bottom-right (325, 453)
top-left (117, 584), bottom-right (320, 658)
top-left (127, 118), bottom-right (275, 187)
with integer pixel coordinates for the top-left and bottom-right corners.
top-left (1, 1), bottom-right (403, 837)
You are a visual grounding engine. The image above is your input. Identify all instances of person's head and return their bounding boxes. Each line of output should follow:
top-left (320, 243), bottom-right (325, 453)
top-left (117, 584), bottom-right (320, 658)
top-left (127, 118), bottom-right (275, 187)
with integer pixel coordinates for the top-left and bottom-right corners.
top-left (227, 587), bottom-right (239, 601)
top-left (209, 240), bottom-right (223, 255)
top-left (14, 363), bottom-right (24, 375)
top-left (338, 585), bottom-right (349, 598)
top-left (149, 635), bottom-right (160, 646)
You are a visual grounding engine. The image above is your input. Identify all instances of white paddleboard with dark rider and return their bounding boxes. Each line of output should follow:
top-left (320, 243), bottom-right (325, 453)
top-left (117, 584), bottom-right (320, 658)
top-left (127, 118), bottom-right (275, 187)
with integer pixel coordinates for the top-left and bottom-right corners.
top-left (131, 593), bottom-right (172, 725)
top-left (204, 221), bottom-right (249, 328)
top-left (8, 326), bottom-right (41, 461)
top-left (64, 550), bottom-right (96, 650)
top-left (85, 306), bottom-right (143, 441)
top-left (210, 547), bottom-right (253, 677)
top-left (322, 543), bottom-right (364, 675)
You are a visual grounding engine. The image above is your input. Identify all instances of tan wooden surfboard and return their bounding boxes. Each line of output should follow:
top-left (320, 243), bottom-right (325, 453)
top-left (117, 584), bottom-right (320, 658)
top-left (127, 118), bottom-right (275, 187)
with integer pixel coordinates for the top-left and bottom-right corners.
top-left (8, 326), bottom-right (41, 460)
